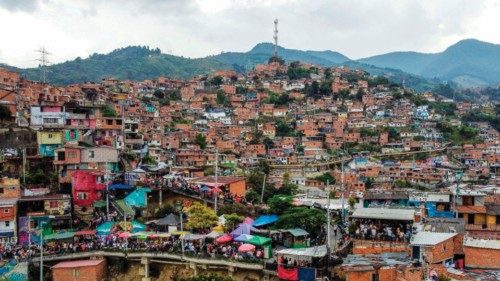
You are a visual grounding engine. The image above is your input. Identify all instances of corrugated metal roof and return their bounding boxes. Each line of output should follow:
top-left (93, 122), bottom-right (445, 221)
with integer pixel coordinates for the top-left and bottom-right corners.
top-left (51, 259), bottom-right (104, 269)
top-left (410, 232), bottom-right (457, 246)
top-left (464, 237), bottom-right (500, 250)
top-left (351, 208), bottom-right (415, 221)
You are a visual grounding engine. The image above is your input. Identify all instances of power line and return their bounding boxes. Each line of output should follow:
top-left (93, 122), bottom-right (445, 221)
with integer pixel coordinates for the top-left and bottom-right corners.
top-left (35, 46), bottom-right (51, 83)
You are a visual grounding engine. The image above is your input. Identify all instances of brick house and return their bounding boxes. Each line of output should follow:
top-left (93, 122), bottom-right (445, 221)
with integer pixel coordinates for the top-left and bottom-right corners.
top-left (52, 259), bottom-right (106, 281)
top-left (463, 236), bottom-right (500, 269)
top-left (410, 232), bottom-right (457, 264)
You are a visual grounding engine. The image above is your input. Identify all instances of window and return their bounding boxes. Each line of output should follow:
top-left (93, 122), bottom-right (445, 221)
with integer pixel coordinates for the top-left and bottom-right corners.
top-left (372, 274), bottom-right (379, 281)
top-left (77, 192), bottom-right (88, 200)
top-left (3, 208), bottom-right (9, 213)
top-left (48, 133), bottom-right (53, 139)
top-left (0, 188), bottom-right (3, 194)
top-left (5, 221), bottom-right (10, 227)
top-left (106, 119), bottom-right (113, 125)
top-left (73, 269), bottom-right (80, 277)
top-left (49, 201), bottom-right (58, 208)
top-left (68, 151), bottom-right (77, 159)
top-left (88, 150), bottom-right (95, 158)
top-left (43, 118), bottom-right (58, 124)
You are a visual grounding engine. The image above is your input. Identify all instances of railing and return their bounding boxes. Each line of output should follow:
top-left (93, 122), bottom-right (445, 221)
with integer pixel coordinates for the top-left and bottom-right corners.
top-left (29, 250), bottom-right (264, 270)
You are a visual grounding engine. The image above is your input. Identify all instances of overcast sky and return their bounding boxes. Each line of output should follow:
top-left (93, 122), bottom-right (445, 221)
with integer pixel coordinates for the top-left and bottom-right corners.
top-left (1, 0), bottom-right (499, 68)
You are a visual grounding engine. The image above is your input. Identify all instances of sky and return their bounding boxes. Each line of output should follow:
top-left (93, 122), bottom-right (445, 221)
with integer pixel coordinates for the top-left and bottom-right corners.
top-left (1, 0), bottom-right (500, 68)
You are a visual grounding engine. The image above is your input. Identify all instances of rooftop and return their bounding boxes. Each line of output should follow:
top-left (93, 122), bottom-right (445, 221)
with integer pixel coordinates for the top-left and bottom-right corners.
top-left (411, 232), bottom-right (457, 247)
top-left (51, 259), bottom-right (104, 269)
top-left (351, 208), bottom-right (415, 221)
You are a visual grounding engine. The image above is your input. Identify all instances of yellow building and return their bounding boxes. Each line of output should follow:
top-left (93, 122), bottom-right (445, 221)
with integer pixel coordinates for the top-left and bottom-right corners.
top-left (37, 131), bottom-right (63, 157)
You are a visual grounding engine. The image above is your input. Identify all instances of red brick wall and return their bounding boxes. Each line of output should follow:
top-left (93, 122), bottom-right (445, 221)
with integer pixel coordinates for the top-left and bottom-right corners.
top-left (424, 238), bottom-right (455, 263)
top-left (464, 246), bottom-right (500, 269)
top-left (345, 270), bottom-right (373, 281)
top-left (53, 261), bottom-right (106, 281)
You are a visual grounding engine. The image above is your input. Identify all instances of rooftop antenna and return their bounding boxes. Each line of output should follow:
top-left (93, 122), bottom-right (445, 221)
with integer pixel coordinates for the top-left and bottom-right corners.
top-left (273, 19), bottom-right (279, 58)
top-left (36, 46), bottom-right (51, 83)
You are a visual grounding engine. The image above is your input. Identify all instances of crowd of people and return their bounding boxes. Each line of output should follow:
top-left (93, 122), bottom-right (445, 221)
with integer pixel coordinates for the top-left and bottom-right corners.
top-left (349, 219), bottom-right (413, 242)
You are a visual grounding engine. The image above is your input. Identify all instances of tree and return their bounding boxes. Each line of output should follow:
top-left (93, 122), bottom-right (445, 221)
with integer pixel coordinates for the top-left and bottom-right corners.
top-left (209, 76), bottom-right (224, 86)
top-left (195, 133), bottom-right (207, 149)
top-left (355, 88), bottom-right (364, 101)
top-left (185, 202), bottom-right (218, 231)
top-left (224, 213), bottom-right (245, 231)
top-left (267, 195), bottom-right (293, 215)
top-left (100, 104), bottom-right (117, 117)
top-left (0, 105), bottom-right (11, 121)
top-left (348, 197), bottom-right (356, 209)
top-left (277, 207), bottom-right (326, 238)
top-left (216, 90), bottom-right (229, 106)
top-left (153, 89), bottom-right (165, 99)
top-left (314, 173), bottom-right (335, 185)
top-left (155, 204), bottom-right (175, 219)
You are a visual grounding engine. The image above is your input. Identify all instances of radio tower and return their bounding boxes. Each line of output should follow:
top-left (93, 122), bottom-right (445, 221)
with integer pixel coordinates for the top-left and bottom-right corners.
top-left (273, 19), bottom-right (278, 58)
top-left (36, 46), bottom-right (51, 83)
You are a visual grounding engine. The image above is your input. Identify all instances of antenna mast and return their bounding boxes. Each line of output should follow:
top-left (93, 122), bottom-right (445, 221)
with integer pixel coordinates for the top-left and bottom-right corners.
top-left (36, 46), bottom-right (51, 83)
top-left (273, 19), bottom-right (278, 57)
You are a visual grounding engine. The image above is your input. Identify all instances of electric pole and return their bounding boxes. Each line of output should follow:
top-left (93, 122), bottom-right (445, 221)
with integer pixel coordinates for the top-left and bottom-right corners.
top-left (273, 19), bottom-right (279, 58)
top-left (36, 46), bottom-right (51, 83)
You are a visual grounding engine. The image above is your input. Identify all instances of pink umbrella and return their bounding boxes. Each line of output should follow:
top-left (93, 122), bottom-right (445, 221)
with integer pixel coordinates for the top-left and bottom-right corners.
top-left (243, 217), bottom-right (254, 224)
top-left (216, 234), bottom-right (233, 244)
top-left (212, 187), bottom-right (222, 193)
top-left (238, 243), bottom-right (256, 253)
top-left (118, 232), bottom-right (132, 239)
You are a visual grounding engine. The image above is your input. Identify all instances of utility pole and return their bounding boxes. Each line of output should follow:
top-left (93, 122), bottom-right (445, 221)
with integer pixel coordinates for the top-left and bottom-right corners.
top-left (214, 149), bottom-right (218, 214)
top-left (326, 179), bottom-right (332, 281)
top-left (260, 173), bottom-right (267, 204)
top-left (341, 159), bottom-right (345, 225)
top-left (22, 148), bottom-right (26, 187)
top-left (35, 46), bottom-right (51, 83)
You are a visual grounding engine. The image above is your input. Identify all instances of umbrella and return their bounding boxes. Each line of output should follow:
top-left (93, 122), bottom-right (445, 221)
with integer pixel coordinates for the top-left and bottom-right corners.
top-left (238, 243), bottom-right (256, 253)
top-left (97, 221), bottom-right (116, 235)
top-left (213, 225), bottom-right (225, 232)
top-left (200, 186), bottom-right (210, 192)
top-left (205, 230), bottom-right (223, 239)
top-left (234, 234), bottom-right (254, 242)
top-left (243, 217), bottom-right (254, 224)
top-left (118, 232), bottom-right (132, 239)
top-left (212, 187), bottom-right (222, 193)
top-left (216, 234), bottom-right (233, 244)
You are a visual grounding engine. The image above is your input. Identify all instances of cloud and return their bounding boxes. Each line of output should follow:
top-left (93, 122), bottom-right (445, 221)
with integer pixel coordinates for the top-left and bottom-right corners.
top-left (0, 0), bottom-right (39, 12)
top-left (0, 0), bottom-right (498, 68)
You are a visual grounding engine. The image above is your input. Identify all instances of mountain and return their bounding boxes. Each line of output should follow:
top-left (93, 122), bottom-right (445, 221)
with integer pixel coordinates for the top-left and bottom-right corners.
top-left (358, 39), bottom-right (500, 87)
top-left (5, 43), bottom-right (430, 89)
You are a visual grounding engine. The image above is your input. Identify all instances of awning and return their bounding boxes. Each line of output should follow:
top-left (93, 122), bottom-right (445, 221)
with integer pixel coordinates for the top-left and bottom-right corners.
top-left (44, 231), bottom-right (75, 241)
top-left (124, 188), bottom-right (151, 208)
top-left (74, 230), bottom-right (96, 236)
top-left (93, 200), bottom-right (107, 208)
top-left (350, 208), bottom-right (415, 221)
top-left (234, 234), bottom-right (254, 242)
top-left (252, 215), bottom-right (279, 227)
top-left (156, 214), bottom-right (179, 226)
top-left (0, 231), bottom-right (14, 238)
top-left (182, 234), bottom-right (206, 241)
top-left (247, 235), bottom-right (272, 246)
top-left (287, 228), bottom-right (309, 237)
top-left (97, 221), bottom-right (116, 235)
top-left (108, 183), bottom-right (133, 190)
top-left (230, 223), bottom-right (257, 236)
top-left (276, 245), bottom-right (327, 258)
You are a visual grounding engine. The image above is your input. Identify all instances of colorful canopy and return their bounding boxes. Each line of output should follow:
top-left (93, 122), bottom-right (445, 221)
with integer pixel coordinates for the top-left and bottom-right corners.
top-left (247, 235), bottom-right (272, 246)
top-left (74, 230), bottom-right (96, 236)
top-left (108, 183), bottom-right (133, 190)
top-left (243, 217), bottom-right (254, 224)
top-left (287, 228), bottom-right (309, 237)
top-left (230, 223), bottom-right (257, 236)
top-left (216, 234), bottom-right (233, 244)
top-left (200, 186), bottom-right (210, 192)
top-left (96, 221), bottom-right (116, 235)
top-left (205, 230), bottom-right (223, 239)
top-left (124, 188), bottom-right (151, 208)
top-left (132, 220), bottom-right (146, 232)
top-left (253, 215), bottom-right (279, 227)
top-left (44, 231), bottom-right (75, 241)
top-left (118, 232), bottom-right (132, 239)
top-left (234, 234), bottom-right (254, 242)
top-left (238, 243), bottom-right (256, 253)
top-left (213, 225), bottom-right (225, 232)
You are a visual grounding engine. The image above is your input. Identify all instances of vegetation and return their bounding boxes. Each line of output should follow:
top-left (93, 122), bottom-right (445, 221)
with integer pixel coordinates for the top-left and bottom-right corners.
top-left (195, 133), bottom-right (207, 149)
top-left (185, 202), bottom-right (218, 231)
top-left (314, 173), bottom-right (335, 185)
top-left (100, 104), bottom-right (117, 117)
top-left (462, 105), bottom-right (500, 131)
top-left (155, 204), bottom-right (176, 219)
top-left (216, 90), bottom-right (229, 106)
top-left (223, 213), bottom-right (245, 231)
top-left (276, 207), bottom-right (326, 238)
top-left (267, 195), bottom-right (294, 215)
top-left (0, 104), bottom-right (11, 121)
